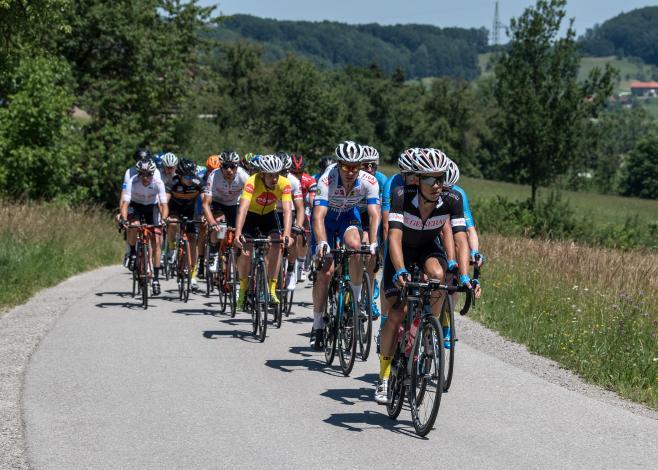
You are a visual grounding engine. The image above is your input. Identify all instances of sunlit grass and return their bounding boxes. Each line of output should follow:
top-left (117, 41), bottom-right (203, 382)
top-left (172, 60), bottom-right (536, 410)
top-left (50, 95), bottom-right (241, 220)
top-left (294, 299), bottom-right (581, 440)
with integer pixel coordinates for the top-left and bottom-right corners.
top-left (0, 202), bottom-right (124, 310)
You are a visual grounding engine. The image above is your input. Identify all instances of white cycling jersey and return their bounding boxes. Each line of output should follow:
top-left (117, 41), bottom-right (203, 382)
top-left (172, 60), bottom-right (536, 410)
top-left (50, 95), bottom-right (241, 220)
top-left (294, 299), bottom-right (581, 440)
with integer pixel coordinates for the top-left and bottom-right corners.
top-left (204, 167), bottom-right (249, 205)
top-left (122, 166), bottom-right (162, 188)
top-left (277, 172), bottom-right (303, 211)
top-left (313, 164), bottom-right (380, 215)
top-left (122, 174), bottom-right (167, 205)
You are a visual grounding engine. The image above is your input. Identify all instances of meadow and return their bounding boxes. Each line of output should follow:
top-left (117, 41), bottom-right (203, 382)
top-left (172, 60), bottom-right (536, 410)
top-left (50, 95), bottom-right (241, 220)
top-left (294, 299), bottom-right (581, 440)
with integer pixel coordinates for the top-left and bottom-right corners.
top-left (0, 202), bottom-right (124, 311)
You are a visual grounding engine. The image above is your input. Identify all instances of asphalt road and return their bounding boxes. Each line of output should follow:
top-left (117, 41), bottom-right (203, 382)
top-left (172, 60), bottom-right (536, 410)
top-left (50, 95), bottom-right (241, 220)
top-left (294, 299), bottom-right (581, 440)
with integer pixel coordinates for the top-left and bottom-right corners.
top-left (22, 266), bottom-right (658, 469)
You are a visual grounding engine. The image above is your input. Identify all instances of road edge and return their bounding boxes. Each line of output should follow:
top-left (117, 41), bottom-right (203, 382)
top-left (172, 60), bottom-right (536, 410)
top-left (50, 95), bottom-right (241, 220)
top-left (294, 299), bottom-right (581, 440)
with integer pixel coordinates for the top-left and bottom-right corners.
top-left (0, 265), bottom-right (122, 470)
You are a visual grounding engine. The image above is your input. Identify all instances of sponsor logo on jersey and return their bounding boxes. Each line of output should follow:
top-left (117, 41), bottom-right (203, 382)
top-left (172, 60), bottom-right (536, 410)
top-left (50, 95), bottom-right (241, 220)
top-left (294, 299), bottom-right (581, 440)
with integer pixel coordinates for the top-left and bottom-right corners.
top-left (282, 185), bottom-right (291, 195)
top-left (256, 192), bottom-right (277, 206)
top-left (244, 183), bottom-right (254, 193)
top-left (402, 212), bottom-right (449, 229)
top-left (362, 173), bottom-right (377, 184)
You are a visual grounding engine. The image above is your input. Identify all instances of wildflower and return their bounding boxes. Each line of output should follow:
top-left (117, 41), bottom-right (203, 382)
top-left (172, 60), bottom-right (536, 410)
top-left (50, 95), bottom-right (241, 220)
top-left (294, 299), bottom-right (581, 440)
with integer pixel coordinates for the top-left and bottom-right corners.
top-left (612, 304), bottom-right (619, 310)
top-left (584, 288), bottom-right (589, 292)
top-left (572, 285), bottom-right (578, 290)
top-left (577, 309), bottom-right (582, 313)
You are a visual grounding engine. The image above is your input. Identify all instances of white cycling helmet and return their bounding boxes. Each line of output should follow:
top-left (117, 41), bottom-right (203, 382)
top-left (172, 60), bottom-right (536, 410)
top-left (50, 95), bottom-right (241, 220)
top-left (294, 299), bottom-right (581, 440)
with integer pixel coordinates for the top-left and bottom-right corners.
top-left (220, 150), bottom-right (240, 164)
top-left (258, 154), bottom-right (284, 173)
top-left (361, 145), bottom-right (380, 164)
top-left (414, 148), bottom-right (451, 174)
top-left (162, 152), bottom-right (178, 168)
top-left (398, 148), bottom-right (419, 174)
top-left (335, 140), bottom-right (362, 163)
top-left (136, 158), bottom-right (157, 175)
top-left (445, 159), bottom-right (460, 187)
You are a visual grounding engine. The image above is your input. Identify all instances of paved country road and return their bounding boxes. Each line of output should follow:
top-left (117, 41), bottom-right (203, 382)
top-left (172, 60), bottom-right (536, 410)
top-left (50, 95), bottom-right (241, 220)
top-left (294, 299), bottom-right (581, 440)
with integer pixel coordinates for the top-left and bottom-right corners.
top-left (2, 266), bottom-right (656, 468)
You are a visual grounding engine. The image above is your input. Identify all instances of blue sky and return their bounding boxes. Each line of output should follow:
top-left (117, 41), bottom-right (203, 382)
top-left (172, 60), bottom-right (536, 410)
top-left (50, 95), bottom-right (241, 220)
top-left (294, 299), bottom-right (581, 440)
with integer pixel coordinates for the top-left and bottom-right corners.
top-left (199, 1), bottom-right (656, 36)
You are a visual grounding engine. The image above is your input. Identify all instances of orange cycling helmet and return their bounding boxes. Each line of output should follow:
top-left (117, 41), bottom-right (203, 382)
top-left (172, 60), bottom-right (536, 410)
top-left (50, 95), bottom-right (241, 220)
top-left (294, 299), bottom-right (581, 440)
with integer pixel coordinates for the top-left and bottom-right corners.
top-left (206, 155), bottom-right (221, 173)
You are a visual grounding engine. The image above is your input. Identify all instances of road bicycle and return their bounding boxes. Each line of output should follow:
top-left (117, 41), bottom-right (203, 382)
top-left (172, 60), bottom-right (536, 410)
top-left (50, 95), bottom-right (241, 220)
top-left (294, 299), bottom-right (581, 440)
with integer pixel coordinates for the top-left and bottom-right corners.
top-left (127, 222), bottom-right (161, 310)
top-left (276, 226), bottom-right (306, 322)
top-left (386, 265), bottom-right (474, 437)
top-left (168, 217), bottom-right (201, 303)
top-left (242, 235), bottom-right (284, 342)
top-left (356, 247), bottom-right (377, 362)
top-left (320, 240), bottom-right (371, 376)
top-left (215, 225), bottom-right (238, 318)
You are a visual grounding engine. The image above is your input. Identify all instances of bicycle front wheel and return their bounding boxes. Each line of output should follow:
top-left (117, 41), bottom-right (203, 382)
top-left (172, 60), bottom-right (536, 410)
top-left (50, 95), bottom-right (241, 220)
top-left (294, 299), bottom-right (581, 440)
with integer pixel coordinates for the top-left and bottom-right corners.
top-left (337, 284), bottom-right (357, 376)
top-left (256, 261), bottom-right (268, 342)
top-left (323, 289), bottom-right (337, 365)
top-left (227, 249), bottom-right (237, 318)
top-left (274, 260), bottom-right (285, 329)
top-left (409, 315), bottom-right (445, 437)
top-left (141, 241), bottom-right (149, 310)
top-left (386, 354), bottom-right (405, 419)
top-left (441, 294), bottom-right (456, 392)
top-left (358, 272), bottom-right (373, 361)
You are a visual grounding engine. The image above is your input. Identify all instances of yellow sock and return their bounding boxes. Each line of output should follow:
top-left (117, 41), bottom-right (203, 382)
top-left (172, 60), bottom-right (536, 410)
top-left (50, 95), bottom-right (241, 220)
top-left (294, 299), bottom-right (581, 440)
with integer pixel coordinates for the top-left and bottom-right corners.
top-left (239, 278), bottom-right (247, 292)
top-left (192, 265), bottom-right (198, 279)
top-left (168, 239), bottom-right (175, 250)
top-left (440, 313), bottom-right (450, 328)
top-left (379, 356), bottom-right (392, 380)
top-left (269, 278), bottom-right (277, 296)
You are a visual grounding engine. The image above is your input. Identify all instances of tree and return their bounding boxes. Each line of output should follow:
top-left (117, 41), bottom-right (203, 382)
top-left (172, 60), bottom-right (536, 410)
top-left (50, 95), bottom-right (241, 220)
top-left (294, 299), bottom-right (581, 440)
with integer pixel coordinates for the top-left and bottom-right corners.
top-left (619, 131), bottom-right (658, 199)
top-left (493, 0), bottom-right (616, 204)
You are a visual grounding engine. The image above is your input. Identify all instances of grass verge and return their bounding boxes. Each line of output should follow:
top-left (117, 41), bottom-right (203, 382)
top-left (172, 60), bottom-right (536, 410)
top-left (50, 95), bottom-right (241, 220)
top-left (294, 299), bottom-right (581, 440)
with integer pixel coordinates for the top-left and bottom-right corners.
top-left (0, 202), bottom-right (124, 311)
top-left (471, 233), bottom-right (658, 409)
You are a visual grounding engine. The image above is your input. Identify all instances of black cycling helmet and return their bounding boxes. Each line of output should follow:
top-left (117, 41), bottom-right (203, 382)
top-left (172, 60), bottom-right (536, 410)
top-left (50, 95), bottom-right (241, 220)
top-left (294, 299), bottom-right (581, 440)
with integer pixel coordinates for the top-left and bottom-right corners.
top-left (134, 147), bottom-right (152, 162)
top-left (176, 158), bottom-right (197, 176)
top-left (318, 156), bottom-right (334, 173)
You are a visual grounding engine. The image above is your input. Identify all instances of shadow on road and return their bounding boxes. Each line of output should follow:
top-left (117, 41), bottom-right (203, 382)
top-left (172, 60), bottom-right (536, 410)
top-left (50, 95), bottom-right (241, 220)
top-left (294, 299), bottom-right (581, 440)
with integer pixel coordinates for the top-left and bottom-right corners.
top-left (321, 387), bottom-right (372, 406)
top-left (265, 358), bottom-right (343, 376)
top-left (323, 410), bottom-right (419, 437)
top-left (94, 302), bottom-right (146, 309)
top-left (95, 291), bottom-right (132, 298)
top-left (285, 316), bottom-right (313, 325)
top-left (173, 308), bottom-right (216, 316)
top-left (203, 330), bottom-right (260, 342)
top-left (219, 318), bottom-right (253, 326)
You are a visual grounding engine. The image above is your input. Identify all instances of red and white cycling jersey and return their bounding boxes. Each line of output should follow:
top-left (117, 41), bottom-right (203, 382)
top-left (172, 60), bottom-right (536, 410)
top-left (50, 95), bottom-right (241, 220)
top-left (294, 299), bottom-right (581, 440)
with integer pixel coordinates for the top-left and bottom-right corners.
top-left (298, 172), bottom-right (317, 200)
top-left (276, 172), bottom-right (303, 211)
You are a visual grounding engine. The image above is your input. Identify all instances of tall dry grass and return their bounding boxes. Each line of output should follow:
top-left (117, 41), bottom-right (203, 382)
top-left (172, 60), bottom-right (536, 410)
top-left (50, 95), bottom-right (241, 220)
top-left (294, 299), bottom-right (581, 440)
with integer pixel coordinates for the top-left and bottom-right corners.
top-left (0, 201), bottom-right (123, 310)
top-left (472, 234), bottom-right (658, 409)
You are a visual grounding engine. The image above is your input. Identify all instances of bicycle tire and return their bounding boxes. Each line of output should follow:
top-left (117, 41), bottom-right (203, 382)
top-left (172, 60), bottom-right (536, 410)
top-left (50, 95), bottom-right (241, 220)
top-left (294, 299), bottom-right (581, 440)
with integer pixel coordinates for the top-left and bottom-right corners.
top-left (183, 241), bottom-right (191, 303)
top-left (162, 232), bottom-right (170, 281)
top-left (441, 295), bottom-right (456, 392)
top-left (358, 272), bottom-right (373, 361)
top-left (205, 242), bottom-right (212, 297)
top-left (256, 261), bottom-right (268, 342)
top-left (250, 272), bottom-right (258, 335)
top-left (177, 242), bottom-right (185, 301)
top-left (132, 266), bottom-right (137, 298)
top-left (141, 241), bottom-right (149, 309)
top-left (386, 355), bottom-right (405, 419)
top-left (274, 260), bottom-right (285, 329)
top-left (227, 249), bottom-right (237, 318)
top-left (338, 284), bottom-right (357, 376)
top-left (286, 290), bottom-right (294, 317)
top-left (409, 315), bottom-right (445, 437)
top-left (323, 288), bottom-right (337, 365)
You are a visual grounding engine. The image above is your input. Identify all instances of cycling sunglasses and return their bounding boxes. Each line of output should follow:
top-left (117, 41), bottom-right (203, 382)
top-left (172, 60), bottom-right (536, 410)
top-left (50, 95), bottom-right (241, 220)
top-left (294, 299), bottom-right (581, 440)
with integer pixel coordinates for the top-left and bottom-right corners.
top-left (420, 175), bottom-right (445, 186)
top-left (362, 162), bottom-right (377, 171)
top-left (339, 163), bottom-right (360, 173)
top-left (138, 172), bottom-right (154, 178)
top-left (221, 163), bottom-right (237, 170)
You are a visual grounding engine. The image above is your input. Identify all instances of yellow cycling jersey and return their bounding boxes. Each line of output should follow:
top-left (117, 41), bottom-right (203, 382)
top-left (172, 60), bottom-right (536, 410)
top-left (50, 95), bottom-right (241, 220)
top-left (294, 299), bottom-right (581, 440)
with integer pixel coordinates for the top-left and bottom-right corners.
top-left (241, 173), bottom-right (292, 215)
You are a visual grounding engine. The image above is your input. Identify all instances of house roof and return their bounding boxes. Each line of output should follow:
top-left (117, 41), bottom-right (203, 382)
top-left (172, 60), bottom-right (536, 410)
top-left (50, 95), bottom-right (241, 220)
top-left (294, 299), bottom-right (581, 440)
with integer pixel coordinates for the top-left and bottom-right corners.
top-left (630, 81), bottom-right (658, 89)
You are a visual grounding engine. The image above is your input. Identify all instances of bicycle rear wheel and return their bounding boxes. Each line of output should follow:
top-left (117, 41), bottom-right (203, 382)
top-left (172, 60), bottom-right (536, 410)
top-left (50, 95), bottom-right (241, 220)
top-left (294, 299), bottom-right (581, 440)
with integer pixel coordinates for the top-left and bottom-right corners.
top-left (204, 242), bottom-right (212, 297)
top-left (256, 261), bottom-right (268, 342)
top-left (140, 241), bottom-right (149, 310)
top-left (337, 284), bottom-right (357, 376)
top-left (358, 272), bottom-right (373, 361)
top-left (386, 354), bottom-right (405, 419)
top-left (323, 289), bottom-right (337, 365)
top-left (441, 294), bottom-right (456, 392)
top-left (286, 290), bottom-right (294, 317)
top-left (226, 249), bottom-right (237, 318)
top-left (409, 315), bottom-right (444, 437)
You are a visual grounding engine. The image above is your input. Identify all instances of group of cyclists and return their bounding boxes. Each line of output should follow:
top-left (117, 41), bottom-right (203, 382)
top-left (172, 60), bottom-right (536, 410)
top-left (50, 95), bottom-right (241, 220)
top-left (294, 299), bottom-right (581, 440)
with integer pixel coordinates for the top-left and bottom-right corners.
top-left (118, 141), bottom-right (483, 406)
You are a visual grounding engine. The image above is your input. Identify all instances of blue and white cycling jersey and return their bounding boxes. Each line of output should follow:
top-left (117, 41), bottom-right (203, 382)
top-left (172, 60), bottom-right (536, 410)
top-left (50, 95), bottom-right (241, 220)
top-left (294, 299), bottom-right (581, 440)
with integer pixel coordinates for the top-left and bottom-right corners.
top-left (452, 184), bottom-right (474, 229)
top-left (382, 173), bottom-right (404, 212)
top-left (314, 164), bottom-right (380, 220)
top-left (358, 170), bottom-right (387, 213)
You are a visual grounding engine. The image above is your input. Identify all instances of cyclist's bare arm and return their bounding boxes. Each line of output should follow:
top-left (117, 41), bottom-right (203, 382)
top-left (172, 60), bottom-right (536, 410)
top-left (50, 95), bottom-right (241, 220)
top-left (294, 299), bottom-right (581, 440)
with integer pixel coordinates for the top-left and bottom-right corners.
top-left (158, 201), bottom-right (169, 221)
top-left (293, 198), bottom-right (305, 228)
top-left (454, 231), bottom-right (470, 278)
top-left (467, 226), bottom-right (480, 253)
top-left (202, 194), bottom-right (217, 226)
top-left (119, 201), bottom-right (129, 221)
top-left (388, 227), bottom-right (405, 275)
top-left (312, 205), bottom-right (329, 244)
top-left (442, 223), bottom-right (456, 261)
top-left (281, 200), bottom-right (293, 240)
top-left (234, 197), bottom-right (251, 247)
top-left (367, 203), bottom-right (380, 247)
top-left (382, 209), bottom-right (389, 241)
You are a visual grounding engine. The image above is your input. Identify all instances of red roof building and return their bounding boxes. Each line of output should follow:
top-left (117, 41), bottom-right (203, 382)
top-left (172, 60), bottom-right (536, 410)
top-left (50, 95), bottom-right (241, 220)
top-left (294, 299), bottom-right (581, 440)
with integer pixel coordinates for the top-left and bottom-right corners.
top-left (630, 81), bottom-right (658, 96)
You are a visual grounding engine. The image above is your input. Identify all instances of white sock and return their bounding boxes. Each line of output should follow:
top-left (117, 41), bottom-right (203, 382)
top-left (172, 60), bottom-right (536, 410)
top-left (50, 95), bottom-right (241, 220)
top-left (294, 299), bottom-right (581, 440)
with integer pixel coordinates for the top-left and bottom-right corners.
top-left (352, 284), bottom-right (362, 303)
top-left (297, 257), bottom-right (305, 267)
top-left (313, 311), bottom-right (324, 329)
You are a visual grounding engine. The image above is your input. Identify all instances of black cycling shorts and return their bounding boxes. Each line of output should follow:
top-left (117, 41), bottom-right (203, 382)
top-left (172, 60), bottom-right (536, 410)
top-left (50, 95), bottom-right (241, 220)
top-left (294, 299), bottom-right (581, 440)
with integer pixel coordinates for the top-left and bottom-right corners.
top-left (211, 202), bottom-right (238, 227)
top-left (383, 240), bottom-right (447, 299)
top-left (169, 201), bottom-right (198, 235)
top-left (128, 202), bottom-right (158, 225)
top-left (242, 211), bottom-right (281, 238)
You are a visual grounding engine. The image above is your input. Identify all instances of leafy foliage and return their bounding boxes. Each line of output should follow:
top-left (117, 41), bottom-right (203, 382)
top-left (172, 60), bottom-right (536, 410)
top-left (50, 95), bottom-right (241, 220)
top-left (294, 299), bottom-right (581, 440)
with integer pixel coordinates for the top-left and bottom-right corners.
top-left (619, 131), bottom-right (658, 199)
top-left (580, 6), bottom-right (658, 67)
top-left (204, 14), bottom-right (487, 79)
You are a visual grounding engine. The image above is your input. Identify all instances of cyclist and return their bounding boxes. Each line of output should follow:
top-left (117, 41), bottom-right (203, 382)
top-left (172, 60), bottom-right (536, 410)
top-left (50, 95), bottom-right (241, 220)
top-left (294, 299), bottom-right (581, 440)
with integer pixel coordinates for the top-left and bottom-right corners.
top-left (375, 148), bottom-right (472, 404)
top-left (290, 154), bottom-right (317, 281)
top-left (234, 154), bottom-right (294, 309)
top-left (359, 145), bottom-right (388, 320)
top-left (313, 156), bottom-right (334, 182)
top-left (241, 152), bottom-right (257, 175)
top-left (203, 151), bottom-right (249, 272)
top-left (165, 158), bottom-right (205, 291)
top-left (310, 141), bottom-right (380, 350)
top-left (278, 153), bottom-right (306, 290)
top-left (161, 152), bottom-right (178, 187)
top-left (119, 158), bottom-right (169, 295)
top-left (196, 154), bottom-right (223, 279)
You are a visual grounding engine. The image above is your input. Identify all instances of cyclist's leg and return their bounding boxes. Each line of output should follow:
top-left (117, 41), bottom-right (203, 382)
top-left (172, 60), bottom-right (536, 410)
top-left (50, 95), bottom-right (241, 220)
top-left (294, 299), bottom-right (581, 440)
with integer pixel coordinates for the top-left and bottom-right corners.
top-left (343, 209), bottom-right (364, 301)
top-left (311, 218), bottom-right (337, 332)
top-left (423, 252), bottom-right (448, 319)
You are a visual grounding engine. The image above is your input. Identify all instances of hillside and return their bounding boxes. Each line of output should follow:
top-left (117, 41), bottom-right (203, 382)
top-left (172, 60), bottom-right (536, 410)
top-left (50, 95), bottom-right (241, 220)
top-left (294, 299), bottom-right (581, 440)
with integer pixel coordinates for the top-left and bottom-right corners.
top-left (579, 6), bottom-right (658, 67)
top-left (205, 14), bottom-right (488, 79)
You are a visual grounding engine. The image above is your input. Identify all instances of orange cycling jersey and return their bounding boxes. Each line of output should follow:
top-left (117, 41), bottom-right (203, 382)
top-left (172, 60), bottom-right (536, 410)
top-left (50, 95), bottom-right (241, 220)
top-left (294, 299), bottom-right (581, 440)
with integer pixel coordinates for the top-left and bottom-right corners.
top-left (241, 174), bottom-right (292, 215)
